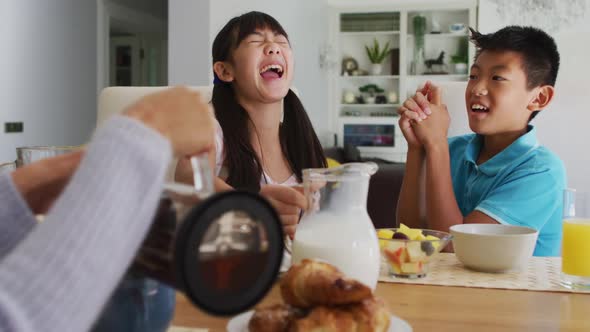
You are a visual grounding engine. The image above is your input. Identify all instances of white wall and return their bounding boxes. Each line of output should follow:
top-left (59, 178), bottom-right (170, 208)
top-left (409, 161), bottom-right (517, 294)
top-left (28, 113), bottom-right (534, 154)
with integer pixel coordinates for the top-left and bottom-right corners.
top-left (478, 0), bottom-right (590, 191)
top-left (168, 0), bottom-right (210, 86)
top-left (210, 0), bottom-right (330, 141)
top-left (167, 0), bottom-right (331, 143)
top-left (0, 1), bottom-right (97, 162)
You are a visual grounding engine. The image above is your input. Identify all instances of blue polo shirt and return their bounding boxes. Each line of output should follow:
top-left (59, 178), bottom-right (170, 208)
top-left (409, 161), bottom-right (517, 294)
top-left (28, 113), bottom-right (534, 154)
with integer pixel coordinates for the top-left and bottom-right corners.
top-left (449, 125), bottom-right (566, 256)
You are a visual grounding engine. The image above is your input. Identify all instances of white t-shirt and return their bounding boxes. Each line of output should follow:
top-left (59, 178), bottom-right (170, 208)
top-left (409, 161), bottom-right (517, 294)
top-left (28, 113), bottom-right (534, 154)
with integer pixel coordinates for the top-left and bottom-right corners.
top-left (213, 119), bottom-right (299, 186)
top-left (213, 119), bottom-right (296, 271)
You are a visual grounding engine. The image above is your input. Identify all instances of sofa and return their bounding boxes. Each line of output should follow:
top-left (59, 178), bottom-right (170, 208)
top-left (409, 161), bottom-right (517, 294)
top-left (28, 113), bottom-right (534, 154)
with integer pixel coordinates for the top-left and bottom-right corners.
top-left (323, 146), bottom-right (405, 229)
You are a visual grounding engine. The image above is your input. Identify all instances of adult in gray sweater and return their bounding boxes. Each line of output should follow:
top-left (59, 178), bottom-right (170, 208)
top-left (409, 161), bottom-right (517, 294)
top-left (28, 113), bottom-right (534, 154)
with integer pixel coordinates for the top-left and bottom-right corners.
top-left (0, 87), bottom-right (214, 332)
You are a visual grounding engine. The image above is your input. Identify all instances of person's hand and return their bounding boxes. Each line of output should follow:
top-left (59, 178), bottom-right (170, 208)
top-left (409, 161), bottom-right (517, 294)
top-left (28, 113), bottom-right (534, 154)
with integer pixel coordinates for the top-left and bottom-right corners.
top-left (411, 84), bottom-right (450, 150)
top-left (259, 184), bottom-right (307, 239)
top-left (398, 81), bottom-right (434, 149)
top-left (125, 87), bottom-right (215, 157)
top-left (11, 151), bottom-right (84, 214)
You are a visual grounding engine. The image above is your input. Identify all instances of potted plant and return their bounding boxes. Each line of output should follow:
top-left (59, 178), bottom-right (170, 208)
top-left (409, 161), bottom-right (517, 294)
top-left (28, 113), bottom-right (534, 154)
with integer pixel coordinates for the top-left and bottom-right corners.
top-left (451, 38), bottom-right (469, 74)
top-left (359, 84), bottom-right (384, 104)
top-left (365, 38), bottom-right (391, 75)
top-left (412, 14), bottom-right (426, 74)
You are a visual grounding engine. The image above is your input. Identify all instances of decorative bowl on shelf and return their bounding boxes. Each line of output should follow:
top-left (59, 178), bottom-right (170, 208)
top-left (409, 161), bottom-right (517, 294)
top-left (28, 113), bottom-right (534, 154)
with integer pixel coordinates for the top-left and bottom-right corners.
top-left (342, 91), bottom-right (357, 104)
top-left (387, 91), bottom-right (398, 104)
top-left (449, 23), bottom-right (467, 34)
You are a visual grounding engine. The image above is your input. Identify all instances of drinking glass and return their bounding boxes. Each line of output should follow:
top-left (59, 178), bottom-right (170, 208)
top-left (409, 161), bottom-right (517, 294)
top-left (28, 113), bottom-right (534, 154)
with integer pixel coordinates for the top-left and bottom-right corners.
top-left (561, 188), bottom-right (590, 290)
top-left (16, 146), bottom-right (81, 222)
top-left (0, 161), bottom-right (16, 174)
top-left (16, 145), bottom-right (79, 167)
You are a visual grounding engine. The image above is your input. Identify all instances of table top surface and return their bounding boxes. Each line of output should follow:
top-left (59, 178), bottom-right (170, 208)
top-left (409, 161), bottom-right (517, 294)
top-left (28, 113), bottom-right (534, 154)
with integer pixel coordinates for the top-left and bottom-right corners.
top-left (171, 280), bottom-right (590, 332)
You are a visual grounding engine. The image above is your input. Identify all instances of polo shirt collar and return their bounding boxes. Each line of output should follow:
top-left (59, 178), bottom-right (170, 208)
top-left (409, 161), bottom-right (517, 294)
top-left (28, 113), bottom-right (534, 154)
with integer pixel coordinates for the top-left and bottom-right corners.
top-left (463, 125), bottom-right (539, 176)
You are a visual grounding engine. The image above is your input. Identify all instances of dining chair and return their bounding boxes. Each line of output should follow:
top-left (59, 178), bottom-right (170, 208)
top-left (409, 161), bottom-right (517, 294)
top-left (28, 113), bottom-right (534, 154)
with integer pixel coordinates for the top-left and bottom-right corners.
top-left (97, 86), bottom-right (214, 181)
top-left (97, 85), bottom-right (301, 181)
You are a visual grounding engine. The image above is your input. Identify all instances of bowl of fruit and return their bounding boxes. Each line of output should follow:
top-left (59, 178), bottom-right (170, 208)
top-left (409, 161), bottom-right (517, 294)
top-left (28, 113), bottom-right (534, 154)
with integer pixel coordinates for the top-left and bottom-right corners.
top-left (377, 224), bottom-right (452, 278)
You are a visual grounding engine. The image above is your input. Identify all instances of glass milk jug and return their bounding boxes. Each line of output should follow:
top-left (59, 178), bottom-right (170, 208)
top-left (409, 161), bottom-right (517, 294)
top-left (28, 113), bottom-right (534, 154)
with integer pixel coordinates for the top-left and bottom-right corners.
top-left (292, 162), bottom-right (381, 289)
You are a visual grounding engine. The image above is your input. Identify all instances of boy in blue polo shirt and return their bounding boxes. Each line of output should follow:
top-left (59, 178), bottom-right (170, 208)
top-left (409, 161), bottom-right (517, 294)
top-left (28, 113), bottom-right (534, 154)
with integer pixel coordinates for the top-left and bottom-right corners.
top-left (396, 26), bottom-right (566, 256)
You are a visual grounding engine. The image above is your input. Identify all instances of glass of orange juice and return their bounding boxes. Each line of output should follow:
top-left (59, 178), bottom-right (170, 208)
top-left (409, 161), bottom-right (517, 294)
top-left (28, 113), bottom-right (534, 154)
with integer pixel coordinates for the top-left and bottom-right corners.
top-left (561, 188), bottom-right (590, 290)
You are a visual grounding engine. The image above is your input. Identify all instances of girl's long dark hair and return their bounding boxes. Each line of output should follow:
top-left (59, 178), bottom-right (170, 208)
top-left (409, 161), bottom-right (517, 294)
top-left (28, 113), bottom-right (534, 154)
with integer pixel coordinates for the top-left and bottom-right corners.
top-left (212, 11), bottom-right (326, 191)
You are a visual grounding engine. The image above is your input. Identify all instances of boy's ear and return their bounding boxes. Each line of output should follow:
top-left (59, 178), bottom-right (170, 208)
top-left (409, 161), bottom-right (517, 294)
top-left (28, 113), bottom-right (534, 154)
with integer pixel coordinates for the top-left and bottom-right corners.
top-left (213, 61), bottom-right (235, 83)
top-left (528, 85), bottom-right (555, 111)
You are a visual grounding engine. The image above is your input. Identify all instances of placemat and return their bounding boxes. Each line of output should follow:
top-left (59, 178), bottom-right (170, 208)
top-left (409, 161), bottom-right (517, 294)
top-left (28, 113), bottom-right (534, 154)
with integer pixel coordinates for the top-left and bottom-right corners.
top-left (167, 326), bottom-right (208, 332)
top-left (379, 253), bottom-right (590, 294)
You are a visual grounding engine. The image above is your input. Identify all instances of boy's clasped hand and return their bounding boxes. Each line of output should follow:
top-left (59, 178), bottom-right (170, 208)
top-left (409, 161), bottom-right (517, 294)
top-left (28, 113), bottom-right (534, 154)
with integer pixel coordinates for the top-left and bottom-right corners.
top-left (398, 81), bottom-right (450, 150)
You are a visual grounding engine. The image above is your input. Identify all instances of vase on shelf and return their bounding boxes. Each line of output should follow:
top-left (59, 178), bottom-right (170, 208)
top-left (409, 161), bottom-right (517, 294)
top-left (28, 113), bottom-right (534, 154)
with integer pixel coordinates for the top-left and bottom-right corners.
top-left (412, 14), bottom-right (426, 75)
top-left (364, 95), bottom-right (376, 104)
top-left (370, 63), bottom-right (383, 75)
top-left (454, 62), bottom-right (468, 74)
top-left (412, 47), bottom-right (425, 75)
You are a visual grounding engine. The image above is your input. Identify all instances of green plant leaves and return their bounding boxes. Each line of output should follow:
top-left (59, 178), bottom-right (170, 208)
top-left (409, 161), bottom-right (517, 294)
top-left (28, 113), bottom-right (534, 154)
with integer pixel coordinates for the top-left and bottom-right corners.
top-left (359, 83), bottom-right (385, 95)
top-left (365, 38), bottom-right (392, 64)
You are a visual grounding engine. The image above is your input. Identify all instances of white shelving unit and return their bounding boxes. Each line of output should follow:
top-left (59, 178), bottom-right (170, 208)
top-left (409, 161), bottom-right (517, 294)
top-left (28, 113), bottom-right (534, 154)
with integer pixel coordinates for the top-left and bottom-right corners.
top-left (341, 31), bottom-right (401, 36)
top-left (340, 75), bottom-right (400, 79)
top-left (340, 104), bottom-right (399, 108)
top-left (327, 0), bottom-right (477, 162)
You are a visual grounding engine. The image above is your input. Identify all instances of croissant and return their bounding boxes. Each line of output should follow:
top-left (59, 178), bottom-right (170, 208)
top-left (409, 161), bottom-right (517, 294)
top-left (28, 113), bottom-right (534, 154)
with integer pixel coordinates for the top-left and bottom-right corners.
top-left (280, 259), bottom-right (372, 308)
top-left (291, 297), bottom-right (391, 332)
top-left (248, 304), bottom-right (307, 332)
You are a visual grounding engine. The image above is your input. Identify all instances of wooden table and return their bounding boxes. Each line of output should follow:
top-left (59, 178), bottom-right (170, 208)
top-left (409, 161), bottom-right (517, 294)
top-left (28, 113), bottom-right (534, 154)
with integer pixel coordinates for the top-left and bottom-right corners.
top-left (172, 282), bottom-right (590, 332)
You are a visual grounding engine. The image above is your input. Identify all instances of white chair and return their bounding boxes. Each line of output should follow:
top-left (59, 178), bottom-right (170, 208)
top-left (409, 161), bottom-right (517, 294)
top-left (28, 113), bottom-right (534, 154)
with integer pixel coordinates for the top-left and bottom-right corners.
top-left (97, 86), bottom-right (213, 126)
top-left (97, 86), bottom-right (214, 181)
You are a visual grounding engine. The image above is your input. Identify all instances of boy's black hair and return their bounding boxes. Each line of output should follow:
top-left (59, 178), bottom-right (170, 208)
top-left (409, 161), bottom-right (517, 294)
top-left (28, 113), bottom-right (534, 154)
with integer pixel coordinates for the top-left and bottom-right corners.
top-left (211, 11), bottom-right (326, 191)
top-left (469, 26), bottom-right (560, 121)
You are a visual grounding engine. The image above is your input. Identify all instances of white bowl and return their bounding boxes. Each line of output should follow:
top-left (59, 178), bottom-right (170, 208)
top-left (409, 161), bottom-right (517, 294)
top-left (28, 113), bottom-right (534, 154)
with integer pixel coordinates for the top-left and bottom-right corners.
top-left (450, 224), bottom-right (538, 272)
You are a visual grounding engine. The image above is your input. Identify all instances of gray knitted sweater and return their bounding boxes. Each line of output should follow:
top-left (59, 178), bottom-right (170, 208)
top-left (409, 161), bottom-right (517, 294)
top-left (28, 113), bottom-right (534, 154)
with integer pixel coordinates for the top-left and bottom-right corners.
top-left (0, 115), bottom-right (172, 332)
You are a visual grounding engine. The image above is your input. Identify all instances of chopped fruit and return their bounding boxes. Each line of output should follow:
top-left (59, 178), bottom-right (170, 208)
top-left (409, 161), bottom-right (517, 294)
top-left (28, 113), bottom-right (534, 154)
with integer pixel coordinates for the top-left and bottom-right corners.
top-left (398, 223), bottom-right (411, 233)
top-left (377, 229), bottom-right (395, 249)
top-left (386, 241), bottom-right (405, 253)
top-left (389, 262), bottom-right (402, 274)
top-left (425, 235), bottom-right (440, 249)
top-left (392, 232), bottom-right (409, 240)
top-left (406, 242), bottom-right (427, 262)
top-left (377, 229), bottom-right (395, 239)
top-left (396, 227), bottom-right (413, 239)
top-left (415, 232), bottom-right (427, 241)
top-left (383, 246), bottom-right (406, 276)
top-left (421, 241), bottom-right (435, 256)
top-left (407, 228), bottom-right (424, 240)
top-left (385, 246), bottom-right (407, 266)
top-left (378, 225), bottom-right (447, 277)
top-left (401, 261), bottom-right (423, 274)
top-left (398, 223), bottom-right (424, 240)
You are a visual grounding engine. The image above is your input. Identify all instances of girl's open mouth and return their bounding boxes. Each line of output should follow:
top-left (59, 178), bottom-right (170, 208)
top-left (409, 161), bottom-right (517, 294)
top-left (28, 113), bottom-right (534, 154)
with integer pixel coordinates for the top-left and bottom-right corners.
top-left (260, 64), bottom-right (284, 79)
